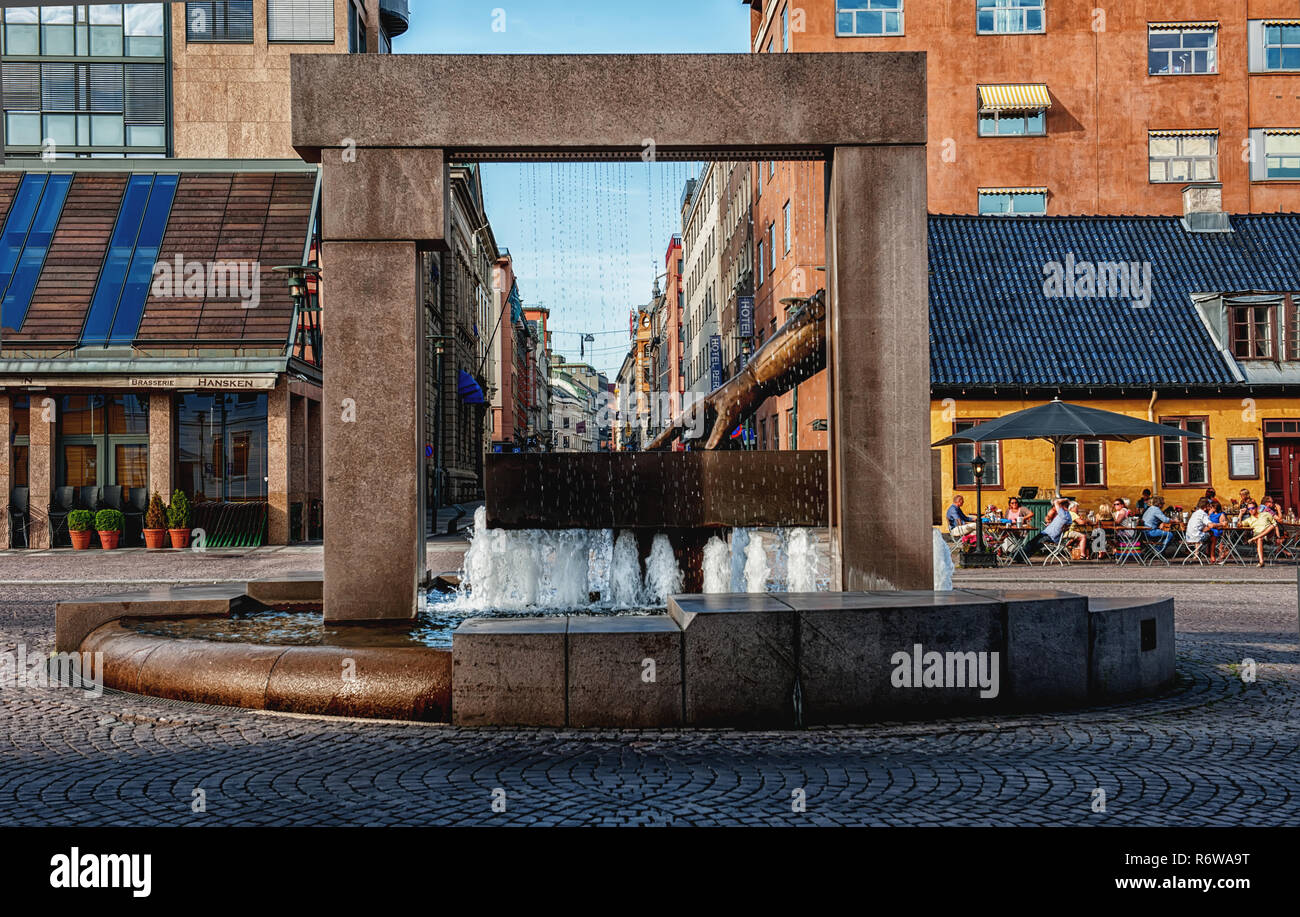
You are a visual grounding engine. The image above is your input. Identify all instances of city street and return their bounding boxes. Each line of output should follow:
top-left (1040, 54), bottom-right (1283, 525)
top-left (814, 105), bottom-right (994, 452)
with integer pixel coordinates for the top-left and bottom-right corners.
top-left (0, 546), bottom-right (1294, 827)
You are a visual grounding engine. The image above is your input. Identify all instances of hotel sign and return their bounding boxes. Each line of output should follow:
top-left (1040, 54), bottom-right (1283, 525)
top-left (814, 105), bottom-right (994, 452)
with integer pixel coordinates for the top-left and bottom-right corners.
top-left (0, 374), bottom-right (278, 391)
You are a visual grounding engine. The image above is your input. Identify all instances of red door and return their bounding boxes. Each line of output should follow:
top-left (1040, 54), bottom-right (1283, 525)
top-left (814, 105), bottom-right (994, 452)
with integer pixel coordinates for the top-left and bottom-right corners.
top-left (1264, 440), bottom-right (1300, 514)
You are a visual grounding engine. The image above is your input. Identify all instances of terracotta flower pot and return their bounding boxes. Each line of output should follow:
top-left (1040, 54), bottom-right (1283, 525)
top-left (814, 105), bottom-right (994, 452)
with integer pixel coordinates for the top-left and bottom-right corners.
top-left (169, 528), bottom-right (191, 549)
top-left (98, 530), bottom-right (120, 550)
top-left (143, 529), bottom-right (168, 550)
top-left (69, 530), bottom-right (93, 550)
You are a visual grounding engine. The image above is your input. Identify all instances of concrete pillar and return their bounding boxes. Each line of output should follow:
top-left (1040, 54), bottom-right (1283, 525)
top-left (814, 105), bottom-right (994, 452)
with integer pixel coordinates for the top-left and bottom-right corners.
top-left (148, 392), bottom-right (172, 501)
top-left (267, 379), bottom-right (290, 545)
top-left (289, 392), bottom-right (308, 541)
top-left (318, 145), bottom-right (443, 622)
top-left (28, 394), bottom-right (56, 549)
top-left (826, 144), bottom-right (931, 590)
top-left (322, 240), bottom-right (421, 621)
top-left (0, 394), bottom-right (9, 548)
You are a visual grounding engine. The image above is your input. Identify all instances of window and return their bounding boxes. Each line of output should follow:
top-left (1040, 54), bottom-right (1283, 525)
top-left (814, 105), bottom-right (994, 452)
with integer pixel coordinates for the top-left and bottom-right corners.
top-left (787, 408), bottom-right (796, 449)
top-left (1160, 417), bottom-right (1209, 486)
top-left (1148, 131), bottom-right (1218, 183)
top-left (55, 394), bottom-right (148, 493)
top-left (977, 189), bottom-right (1046, 215)
top-left (771, 413), bottom-right (780, 451)
top-left (0, 173), bottom-right (72, 333)
top-left (767, 223), bottom-right (776, 273)
top-left (11, 396), bottom-right (29, 488)
top-left (1058, 439), bottom-right (1105, 487)
top-left (1258, 20), bottom-right (1300, 71)
top-left (782, 201), bottom-right (791, 253)
top-left (978, 110), bottom-right (1045, 136)
top-left (81, 172), bottom-right (179, 344)
top-left (185, 1), bottom-right (254, 43)
top-left (1, 6), bottom-right (166, 157)
top-left (175, 393), bottom-right (268, 502)
top-left (953, 420), bottom-right (1001, 487)
top-left (347, 0), bottom-right (367, 52)
top-left (977, 0), bottom-right (1044, 35)
top-left (268, 0), bottom-right (335, 42)
top-left (1262, 130), bottom-right (1300, 180)
top-left (756, 239), bottom-right (764, 286)
top-left (1228, 299), bottom-right (1277, 360)
top-left (836, 0), bottom-right (903, 36)
top-left (782, 4), bottom-right (790, 51)
top-left (1148, 25), bottom-right (1218, 75)
top-left (1291, 294), bottom-right (1300, 359)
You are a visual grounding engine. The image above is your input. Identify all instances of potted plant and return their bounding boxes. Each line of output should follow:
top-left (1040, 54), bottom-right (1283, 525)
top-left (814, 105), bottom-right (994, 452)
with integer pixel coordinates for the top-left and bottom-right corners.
top-left (95, 508), bottom-right (124, 550)
top-left (167, 489), bottom-right (191, 548)
top-left (67, 510), bottom-right (95, 550)
top-left (143, 492), bottom-right (168, 549)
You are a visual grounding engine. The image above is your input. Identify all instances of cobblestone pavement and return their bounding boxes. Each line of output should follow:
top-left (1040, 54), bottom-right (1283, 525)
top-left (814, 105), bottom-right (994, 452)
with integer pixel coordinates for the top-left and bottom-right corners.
top-left (0, 562), bottom-right (1295, 826)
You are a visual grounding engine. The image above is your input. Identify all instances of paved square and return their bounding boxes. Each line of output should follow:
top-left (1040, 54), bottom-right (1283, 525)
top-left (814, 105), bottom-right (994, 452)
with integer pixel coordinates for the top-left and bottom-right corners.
top-left (0, 548), bottom-right (1295, 826)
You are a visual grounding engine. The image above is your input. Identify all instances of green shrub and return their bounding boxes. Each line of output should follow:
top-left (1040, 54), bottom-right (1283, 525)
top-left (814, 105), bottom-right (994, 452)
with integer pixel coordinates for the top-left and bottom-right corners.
top-left (67, 509), bottom-right (95, 533)
top-left (144, 492), bottom-right (167, 530)
top-left (167, 489), bottom-right (190, 529)
top-left (95, 508), bottom-right (124, 533)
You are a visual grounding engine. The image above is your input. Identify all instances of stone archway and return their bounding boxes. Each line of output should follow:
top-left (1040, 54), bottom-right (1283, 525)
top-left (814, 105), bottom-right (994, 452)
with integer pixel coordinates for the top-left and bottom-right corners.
top-left (289, 52), bottom-right (931, 621)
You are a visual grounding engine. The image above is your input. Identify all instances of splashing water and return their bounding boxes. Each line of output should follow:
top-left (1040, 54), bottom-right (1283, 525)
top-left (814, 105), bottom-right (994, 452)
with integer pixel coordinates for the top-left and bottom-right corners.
top-left (786, 528), bottom-right (817, 592)
top-left (643, 534), bottom-right (683, 604)
top-left (729, 527), bottom-right (751, 592)
top-left (744, 532), bottom-right (770, 593)
top-left (607, 530), bottom-right (644, 607)
top-left (701, 535), bottom-right (730, 593)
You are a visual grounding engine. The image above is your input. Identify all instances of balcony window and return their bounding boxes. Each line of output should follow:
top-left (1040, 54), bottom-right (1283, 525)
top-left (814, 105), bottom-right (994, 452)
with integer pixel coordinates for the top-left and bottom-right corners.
top-left (1148, 131), bottom-right (1218, 183)
top-left (977, 0), bottom-right (1044, 35)
top-left (1148, 24), bottom-right (1217, 75)
top-left (836, 0), bottom-right (903, 37)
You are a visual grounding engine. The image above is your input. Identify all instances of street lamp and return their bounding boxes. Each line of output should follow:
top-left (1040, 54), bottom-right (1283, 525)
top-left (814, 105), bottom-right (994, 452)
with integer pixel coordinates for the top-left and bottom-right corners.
top-left (966, 454), bottom-right (996, 567)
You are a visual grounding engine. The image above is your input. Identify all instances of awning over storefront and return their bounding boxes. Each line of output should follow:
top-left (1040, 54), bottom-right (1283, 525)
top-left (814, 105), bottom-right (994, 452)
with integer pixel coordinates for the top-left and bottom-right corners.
top-left (977, 84), bottom-right (1052, 112)
top-left (457, 369), bottom-right (485, 404)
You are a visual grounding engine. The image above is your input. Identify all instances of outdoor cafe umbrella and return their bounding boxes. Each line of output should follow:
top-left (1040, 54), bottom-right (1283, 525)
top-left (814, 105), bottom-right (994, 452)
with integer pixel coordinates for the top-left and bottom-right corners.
top-left (930, 398), bottom-right (1212, 499)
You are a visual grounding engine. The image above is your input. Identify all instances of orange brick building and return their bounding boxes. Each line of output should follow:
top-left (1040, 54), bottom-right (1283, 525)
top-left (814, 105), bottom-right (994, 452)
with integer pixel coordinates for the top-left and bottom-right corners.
top-left (741, 0), bottom-right (1300, 452)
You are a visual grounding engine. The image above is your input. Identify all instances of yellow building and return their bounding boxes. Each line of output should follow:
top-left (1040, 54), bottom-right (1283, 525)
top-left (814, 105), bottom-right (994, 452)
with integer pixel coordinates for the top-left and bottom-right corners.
top-left (929, 209), bottom-right (1300, 518)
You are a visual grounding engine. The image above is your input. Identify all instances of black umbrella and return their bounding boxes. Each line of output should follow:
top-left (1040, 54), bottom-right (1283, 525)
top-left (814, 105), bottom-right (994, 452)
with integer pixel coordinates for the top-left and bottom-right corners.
top-left (931, 398), bottom-right (1211, 498)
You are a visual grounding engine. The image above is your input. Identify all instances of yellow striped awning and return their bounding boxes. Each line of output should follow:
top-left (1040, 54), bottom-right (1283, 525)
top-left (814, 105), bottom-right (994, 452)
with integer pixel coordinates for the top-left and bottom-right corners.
top-left (977, 84), bottom-right (1052, 112)
top-left (978, 187), bottom-right (1048, 195)
top-left (1149, 21), bottom-right (1219, 30)
top-left (1149, 129), bottom-right (1219, 137)
top-left (1262, 19), bottom-right (1300, 26)
top-left (1264, 128), bottom-right (1300, 135)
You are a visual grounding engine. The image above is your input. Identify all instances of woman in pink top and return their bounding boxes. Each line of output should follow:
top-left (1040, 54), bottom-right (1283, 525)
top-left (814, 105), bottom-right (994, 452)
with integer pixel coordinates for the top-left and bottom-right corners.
top-left (1112, 498), bottom-right (1131, 524)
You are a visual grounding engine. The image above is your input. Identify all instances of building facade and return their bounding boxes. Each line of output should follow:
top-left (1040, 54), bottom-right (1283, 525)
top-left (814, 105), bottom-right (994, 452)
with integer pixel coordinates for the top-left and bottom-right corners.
top-left (0, 1), bottom-right (408, 548)
top-left (681, 164), bottom-right (722, 398)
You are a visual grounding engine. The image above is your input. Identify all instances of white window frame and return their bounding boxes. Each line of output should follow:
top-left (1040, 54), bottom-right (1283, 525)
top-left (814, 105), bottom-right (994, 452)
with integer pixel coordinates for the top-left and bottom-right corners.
top-left (1147, 25), bottom-right (1218, 75)
top-left (977, 109), bottom-right (1047, 137)
top-left (1250, 129), bottom-right (1300, 181)
top-left (268, 0), bottom-right (336, 43)
top-left (1148, 132), bottom-right (1218, 183)
top-left (977, 190), bottom-right (1047, 215)
top-left (976, 0), bottom-right (1046, 36)
top-left (835, 0), bottom-right (904, 37)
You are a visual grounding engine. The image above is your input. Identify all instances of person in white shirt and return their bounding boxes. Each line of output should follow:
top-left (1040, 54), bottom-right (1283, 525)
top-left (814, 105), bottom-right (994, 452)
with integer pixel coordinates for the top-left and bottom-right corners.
top-left (1184, 497), bottom-right (1214, 552)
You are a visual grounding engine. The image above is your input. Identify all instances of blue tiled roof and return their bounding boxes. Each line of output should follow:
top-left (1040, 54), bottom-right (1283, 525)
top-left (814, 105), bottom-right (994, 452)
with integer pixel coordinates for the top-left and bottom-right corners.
top-left (929, 213), bottom-right (1300, 387)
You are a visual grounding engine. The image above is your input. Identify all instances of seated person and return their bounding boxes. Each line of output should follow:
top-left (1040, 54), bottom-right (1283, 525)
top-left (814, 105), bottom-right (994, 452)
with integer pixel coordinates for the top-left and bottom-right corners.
top-left (1183, 498), bottom-right (1216, 555)
top-left (1135, 488), bottom-right (1153, 513)
top-left (1096, 501), bottom-right (1114, 523)
top-left (1244, 502), bottom-right (1278, 567)
top-left (946, 495), bottom-right (977, 538)
top-left (1112, 498), bottom-right (1132, 525)
top-left (1004, 497), bottom-right (1031, 526)
top-left (1022, 498), bottom-right (1082, 557)
top-left (1141, 495), bottom-right (1176, 554)
top-left (1261, 495), bottom-right (1280, 517)
top-left (1206, 500), bottom-right (1229, 561)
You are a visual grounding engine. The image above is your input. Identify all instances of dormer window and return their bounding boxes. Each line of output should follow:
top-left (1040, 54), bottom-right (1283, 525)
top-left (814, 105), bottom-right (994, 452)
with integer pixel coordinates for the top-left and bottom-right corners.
top-left (1224, 293), bottom-right (1299, 362)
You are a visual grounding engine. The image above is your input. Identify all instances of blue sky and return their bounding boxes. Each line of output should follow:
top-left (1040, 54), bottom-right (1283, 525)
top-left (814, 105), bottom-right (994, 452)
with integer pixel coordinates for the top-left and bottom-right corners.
top-left (398, 1), bottom-right (752, 376)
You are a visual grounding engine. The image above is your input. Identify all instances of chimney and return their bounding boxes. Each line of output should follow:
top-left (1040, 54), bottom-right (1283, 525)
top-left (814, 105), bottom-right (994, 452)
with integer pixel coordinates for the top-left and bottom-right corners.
top-left (1181, 182), bottom-right (1232, 233)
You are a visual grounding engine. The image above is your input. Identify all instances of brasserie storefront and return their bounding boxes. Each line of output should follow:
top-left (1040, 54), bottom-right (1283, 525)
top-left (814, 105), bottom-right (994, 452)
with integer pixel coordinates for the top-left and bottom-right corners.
top-left (1, 160), bottom-right (322, 549)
